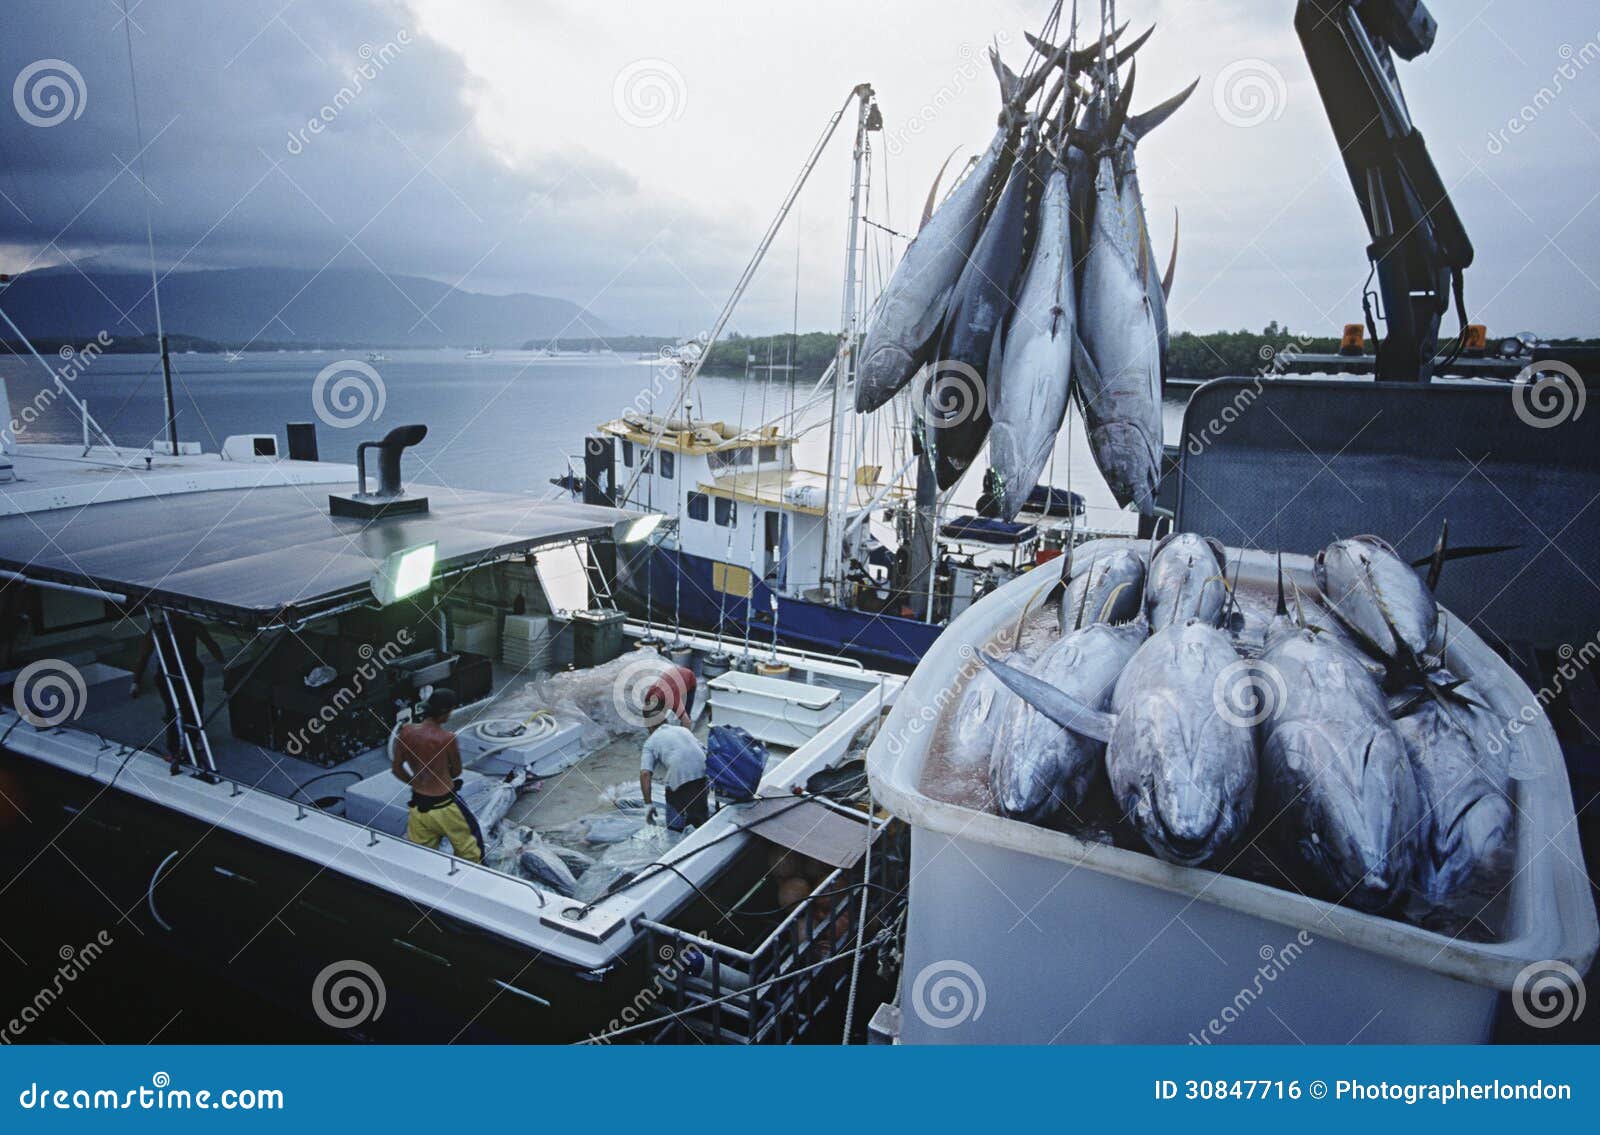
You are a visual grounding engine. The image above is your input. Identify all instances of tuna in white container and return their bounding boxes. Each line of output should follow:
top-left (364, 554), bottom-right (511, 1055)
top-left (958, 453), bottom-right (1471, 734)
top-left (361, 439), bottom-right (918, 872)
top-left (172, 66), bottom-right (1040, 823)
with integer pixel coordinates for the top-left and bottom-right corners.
top-left (869, 541), bottom-right (1598, 1044)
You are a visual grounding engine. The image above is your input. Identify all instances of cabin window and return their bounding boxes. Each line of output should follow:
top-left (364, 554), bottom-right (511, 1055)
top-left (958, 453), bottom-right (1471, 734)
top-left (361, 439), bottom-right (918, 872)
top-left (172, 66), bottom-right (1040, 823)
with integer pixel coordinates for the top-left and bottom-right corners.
top-left (660, 451), bottom-right (675, 480)
top-left (620, 440), bottom-right (634, 468)
top-left (688, 492), bottom-right (709, 522)
top-left (714, 497), bottom-right (737, 528)
top-left (759, 445), bottom-right (778, 464)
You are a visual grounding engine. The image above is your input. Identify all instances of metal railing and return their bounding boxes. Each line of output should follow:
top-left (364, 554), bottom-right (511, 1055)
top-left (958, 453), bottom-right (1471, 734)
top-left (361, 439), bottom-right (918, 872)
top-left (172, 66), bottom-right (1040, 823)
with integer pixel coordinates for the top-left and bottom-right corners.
top-left (636, 822), bottom-right (905, 1043)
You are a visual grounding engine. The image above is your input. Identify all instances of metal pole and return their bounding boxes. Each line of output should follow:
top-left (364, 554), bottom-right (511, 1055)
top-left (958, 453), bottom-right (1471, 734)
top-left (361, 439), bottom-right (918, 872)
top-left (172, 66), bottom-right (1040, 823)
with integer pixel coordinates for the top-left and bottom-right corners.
top-left (159, 335), bottom-right (178, 456)
top-left (819, 84), bottom-right (875, 602)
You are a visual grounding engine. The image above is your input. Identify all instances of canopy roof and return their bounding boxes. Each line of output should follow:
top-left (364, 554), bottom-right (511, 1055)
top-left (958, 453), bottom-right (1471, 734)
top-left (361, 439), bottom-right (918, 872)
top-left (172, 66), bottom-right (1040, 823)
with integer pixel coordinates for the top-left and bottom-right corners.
top-left (0, 483), bottom-right (632, 626)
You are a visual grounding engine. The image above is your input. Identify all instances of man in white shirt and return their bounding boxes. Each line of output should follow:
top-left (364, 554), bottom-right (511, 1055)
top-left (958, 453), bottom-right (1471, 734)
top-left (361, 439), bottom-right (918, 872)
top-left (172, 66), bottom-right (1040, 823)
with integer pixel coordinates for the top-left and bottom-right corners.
top-left (640, 715), bottom-right (709, 832)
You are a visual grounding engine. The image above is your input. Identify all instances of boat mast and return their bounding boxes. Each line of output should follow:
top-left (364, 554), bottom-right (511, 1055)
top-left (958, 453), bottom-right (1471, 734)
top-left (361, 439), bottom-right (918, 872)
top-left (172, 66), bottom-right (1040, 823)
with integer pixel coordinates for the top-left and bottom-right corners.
top-left (120, 0), bottom-right (177, 456)
top-left (819, 83), bottom-right (878, 602)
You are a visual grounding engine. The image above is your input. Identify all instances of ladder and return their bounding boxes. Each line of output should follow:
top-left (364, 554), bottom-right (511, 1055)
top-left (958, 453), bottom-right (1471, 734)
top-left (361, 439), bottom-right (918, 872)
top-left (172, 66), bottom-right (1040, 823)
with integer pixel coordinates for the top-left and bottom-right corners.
top-left (149, 609), bottom-right (219, 779)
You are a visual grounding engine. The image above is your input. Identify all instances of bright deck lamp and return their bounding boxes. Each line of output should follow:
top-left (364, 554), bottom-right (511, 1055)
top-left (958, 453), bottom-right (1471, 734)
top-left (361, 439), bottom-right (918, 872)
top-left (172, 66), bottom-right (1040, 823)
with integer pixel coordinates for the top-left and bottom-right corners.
top-left (616, 513), bottom-right (667, 544)
top-left (372, 541), bottom-right (437, 604)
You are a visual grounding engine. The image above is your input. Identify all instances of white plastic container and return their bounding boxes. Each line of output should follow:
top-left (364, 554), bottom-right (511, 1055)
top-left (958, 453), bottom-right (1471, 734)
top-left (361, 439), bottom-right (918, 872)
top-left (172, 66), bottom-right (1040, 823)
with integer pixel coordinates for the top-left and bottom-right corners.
top-left (707, 670), bottom-right (843, 748)
top-left (869, 542), bottom-right (1598, 1045)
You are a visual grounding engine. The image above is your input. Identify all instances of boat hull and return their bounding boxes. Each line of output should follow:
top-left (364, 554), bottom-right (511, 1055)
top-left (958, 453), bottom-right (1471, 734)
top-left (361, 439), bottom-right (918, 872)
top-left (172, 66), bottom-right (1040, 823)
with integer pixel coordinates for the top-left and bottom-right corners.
top-left (617, 546), bottom-right (942, 671)
top-left (0, 751), bottom-right (742, 1043)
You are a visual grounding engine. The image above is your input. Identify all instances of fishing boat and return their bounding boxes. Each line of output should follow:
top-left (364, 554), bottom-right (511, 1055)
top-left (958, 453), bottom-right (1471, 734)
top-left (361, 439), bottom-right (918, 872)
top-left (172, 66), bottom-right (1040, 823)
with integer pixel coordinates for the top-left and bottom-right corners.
top-left (0, 380), bottom-right (905, 1042)
top-left (465, 346), bottom-right (493, 359)
top-left (555, 85), bottom-right (1105, 671)
top-left (366, 351), bottom-right (390, 364)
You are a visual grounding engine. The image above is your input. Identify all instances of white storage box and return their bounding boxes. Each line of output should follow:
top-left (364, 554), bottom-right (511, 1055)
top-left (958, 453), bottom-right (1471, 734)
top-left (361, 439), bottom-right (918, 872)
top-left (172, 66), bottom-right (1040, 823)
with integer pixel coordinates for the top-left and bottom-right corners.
top-left (869, 542), bottom-right (1598, 1045)
top-left (450, 613), bottom-right (499, 658)
top-left (457, 716), bottom-right (587, 777)
top-left (707, 671), bottom-right (842, 748)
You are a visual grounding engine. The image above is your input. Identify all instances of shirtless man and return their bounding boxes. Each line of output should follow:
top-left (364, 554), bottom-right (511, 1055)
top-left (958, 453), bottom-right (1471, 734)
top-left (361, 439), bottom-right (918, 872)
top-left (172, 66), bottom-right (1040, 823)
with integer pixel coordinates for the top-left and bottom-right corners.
top-left (391, 689), bottom-right (483, 863)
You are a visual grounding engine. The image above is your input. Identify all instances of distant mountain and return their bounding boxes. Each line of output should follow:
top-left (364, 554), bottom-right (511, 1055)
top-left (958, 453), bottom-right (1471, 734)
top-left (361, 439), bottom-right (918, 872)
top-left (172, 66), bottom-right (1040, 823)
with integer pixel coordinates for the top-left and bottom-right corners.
top-left (0, 266), bottom-right (609, 348)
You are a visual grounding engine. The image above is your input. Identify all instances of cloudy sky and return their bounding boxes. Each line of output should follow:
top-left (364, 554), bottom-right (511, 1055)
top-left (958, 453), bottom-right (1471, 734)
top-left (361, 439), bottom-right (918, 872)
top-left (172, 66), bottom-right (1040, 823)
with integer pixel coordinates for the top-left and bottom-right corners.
top-left (0, 0), bottom-right (1596, 338)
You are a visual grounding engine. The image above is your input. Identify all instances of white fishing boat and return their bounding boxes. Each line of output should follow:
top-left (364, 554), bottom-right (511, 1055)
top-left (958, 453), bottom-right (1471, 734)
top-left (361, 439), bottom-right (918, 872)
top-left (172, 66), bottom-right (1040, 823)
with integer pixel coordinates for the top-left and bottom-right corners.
top-left (0, 360), bottom-right (904, 1042)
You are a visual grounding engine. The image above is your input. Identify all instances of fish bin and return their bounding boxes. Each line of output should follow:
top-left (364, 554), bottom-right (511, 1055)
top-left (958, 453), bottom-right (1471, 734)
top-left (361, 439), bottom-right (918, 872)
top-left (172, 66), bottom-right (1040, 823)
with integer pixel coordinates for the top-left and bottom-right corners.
top-left (868, 539), bottom-right (1598, 1044)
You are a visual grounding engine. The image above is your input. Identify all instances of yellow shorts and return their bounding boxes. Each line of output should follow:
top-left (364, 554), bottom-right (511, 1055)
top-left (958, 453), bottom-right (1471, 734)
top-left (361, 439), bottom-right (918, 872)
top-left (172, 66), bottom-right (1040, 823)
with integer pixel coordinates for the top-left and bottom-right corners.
top-left (405, 796), bottom-right (484, 863)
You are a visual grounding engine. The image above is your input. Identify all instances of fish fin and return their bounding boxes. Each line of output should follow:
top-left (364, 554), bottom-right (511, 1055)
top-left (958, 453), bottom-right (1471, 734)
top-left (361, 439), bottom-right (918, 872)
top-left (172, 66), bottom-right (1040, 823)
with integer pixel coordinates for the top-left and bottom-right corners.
top-left (1023, 23), bottom-right (1151, 78)
top-left (1275, 550), bottom-right (1287, 618)
top-left (982, 654), bottom-right (1116, 742)
top-left (1137, 213), bottom-right (1149, 288)
top-left (1105, 61), bottom-right (1136, 143)
top-left (991, 48), bottom-right (1022, 107)
top-left (1162, 208), bottom-right (1179, 298)
top-left (1126, 76), bottom-right (1201, 141)
top-left (1098, 580), bottom-right (1135, 625)
top-left (921, 147), bottom-right (962, 233)
top-left (1222, 548), bottom-right (1245, 625)
top-left (1076, 564), bottom-right (1094, 629)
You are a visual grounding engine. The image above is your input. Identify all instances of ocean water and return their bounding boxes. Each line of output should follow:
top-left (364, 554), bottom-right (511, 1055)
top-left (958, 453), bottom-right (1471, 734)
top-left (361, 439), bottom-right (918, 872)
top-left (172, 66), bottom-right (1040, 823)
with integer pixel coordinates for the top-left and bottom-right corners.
top-left (1, 348), bottom-right (1186, 527)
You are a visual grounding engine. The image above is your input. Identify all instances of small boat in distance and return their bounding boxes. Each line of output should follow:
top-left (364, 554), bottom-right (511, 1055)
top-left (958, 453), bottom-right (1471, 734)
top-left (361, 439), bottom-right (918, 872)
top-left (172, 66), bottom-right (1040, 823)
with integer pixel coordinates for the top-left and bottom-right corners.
top-left (366, 351), bottom-right (390, 364)
top-left (465, 346), bottom-right (494, 359)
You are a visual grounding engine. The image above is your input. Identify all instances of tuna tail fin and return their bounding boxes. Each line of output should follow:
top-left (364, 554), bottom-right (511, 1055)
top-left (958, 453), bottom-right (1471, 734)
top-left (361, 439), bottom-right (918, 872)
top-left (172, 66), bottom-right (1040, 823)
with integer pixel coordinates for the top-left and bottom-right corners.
top-left (1105, 60), bottom-right (1137, 143)
top-left (991, 47), bottom-right (1022, 108)
top-left (1408, 520), bottom-right (1517, 589)
top-left (1098, 580), bottom-right (1136, 625)
top-left (1126, 76), bottom-right (1200, 142)
top-left (1275, 550), bottom-right (1288, 618)
top-left (1162, 209), bottom-right (1179, 298)
top-left (982, 653), bottom-right (1116, 743)
top-left (1022, 23), bottom-right (1152, 80)
top-left (921, 147), bottom-right (963, 233)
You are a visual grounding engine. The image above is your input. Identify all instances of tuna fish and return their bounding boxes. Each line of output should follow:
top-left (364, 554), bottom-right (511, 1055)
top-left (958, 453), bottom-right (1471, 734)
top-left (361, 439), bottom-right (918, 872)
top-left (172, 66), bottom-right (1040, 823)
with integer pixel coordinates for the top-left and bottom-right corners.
top-left (1145, 532), bottom-right (1228, 630)
top-left (986, 619), bottom-right (1258, 866)
top-left (989, 622), bottom-right (1145, 822)
top-left (1058, 546), bottom-right (1146, 633)
top-left (922, 129), bottom-right (1039, 489)
top-left (1396, 700), bottom-right (1513, 901)
top-left (1255, 577), bottom-right (1423, 911)
top-left (854, 53), bottom-right (1026, 414)
top-left (1071, 69), bottom-right (1197, 514)
top-left (988, 143), bottom-right (1076, 521)
top-left (1314, 534), bottom-right (1438, 666)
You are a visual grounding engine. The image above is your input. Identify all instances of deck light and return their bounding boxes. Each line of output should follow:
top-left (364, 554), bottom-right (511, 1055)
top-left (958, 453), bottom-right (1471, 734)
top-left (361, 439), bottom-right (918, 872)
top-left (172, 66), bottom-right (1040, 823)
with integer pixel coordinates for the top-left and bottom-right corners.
top-left (617, 513), bottom-right (666, 544)
top-left (372, 541), bottom-right (436, 604)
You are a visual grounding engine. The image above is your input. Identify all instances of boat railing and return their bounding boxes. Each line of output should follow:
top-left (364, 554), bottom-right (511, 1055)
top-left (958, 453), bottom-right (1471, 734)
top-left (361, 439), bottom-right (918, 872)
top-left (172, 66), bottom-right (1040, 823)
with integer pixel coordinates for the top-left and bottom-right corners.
top-left (633, 820), bottom-right (905, 1043)
top-left (623, 618), bottom-right (866, 671)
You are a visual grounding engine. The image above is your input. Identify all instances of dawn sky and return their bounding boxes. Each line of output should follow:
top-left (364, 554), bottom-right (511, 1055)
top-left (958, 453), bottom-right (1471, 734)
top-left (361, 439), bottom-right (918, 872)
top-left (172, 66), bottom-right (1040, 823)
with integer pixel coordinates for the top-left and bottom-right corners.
top-left (1, 0), bottom-right (1596, 339)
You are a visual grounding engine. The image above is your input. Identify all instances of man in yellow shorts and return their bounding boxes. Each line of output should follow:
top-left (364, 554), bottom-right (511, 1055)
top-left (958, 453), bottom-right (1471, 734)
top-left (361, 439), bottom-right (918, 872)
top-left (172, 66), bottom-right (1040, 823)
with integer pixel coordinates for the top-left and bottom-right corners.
top-left (391, 690), bottom-right (483, 863)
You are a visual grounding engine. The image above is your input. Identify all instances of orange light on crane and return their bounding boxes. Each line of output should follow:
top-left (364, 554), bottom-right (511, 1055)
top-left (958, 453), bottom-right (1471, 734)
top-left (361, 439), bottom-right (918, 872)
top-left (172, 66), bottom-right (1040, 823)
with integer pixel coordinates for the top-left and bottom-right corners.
top-left (1339, 324), bottom-right (1366, 356)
